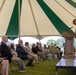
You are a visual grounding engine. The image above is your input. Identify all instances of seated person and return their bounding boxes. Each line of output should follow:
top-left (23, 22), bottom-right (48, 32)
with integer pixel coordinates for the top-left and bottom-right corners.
top-left (49, 43), bottom-right (58, 59)
top-left (16, 40), bottom-right (34, 66)
top-left (0, 36), bottom-right (13, 75)
top-left (6, 43), bottom-right (27, 72)
top-left (25, 42), bottom-right (38, 64)
top-left (36, 42), bottom-right (46, 61)
top-left (31, 43), bottom-right (39, 63)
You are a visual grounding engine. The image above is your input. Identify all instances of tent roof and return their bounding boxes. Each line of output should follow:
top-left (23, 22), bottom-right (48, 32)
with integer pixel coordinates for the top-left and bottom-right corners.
top-left (0, 0), bottom-right (76, 38)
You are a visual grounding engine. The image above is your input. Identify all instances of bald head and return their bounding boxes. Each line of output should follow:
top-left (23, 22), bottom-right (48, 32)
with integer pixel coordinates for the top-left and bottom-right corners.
top-left (2, 36), bottom-right (8, 43)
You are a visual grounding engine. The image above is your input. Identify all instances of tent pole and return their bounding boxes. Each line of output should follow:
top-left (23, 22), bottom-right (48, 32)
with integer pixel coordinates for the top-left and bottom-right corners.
top-left (18, 0), bottom-right (20, 40)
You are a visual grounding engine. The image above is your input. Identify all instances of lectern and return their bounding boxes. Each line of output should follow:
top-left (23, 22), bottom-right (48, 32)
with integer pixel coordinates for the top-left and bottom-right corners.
top-left (62, 31), bottom-right (75, 59)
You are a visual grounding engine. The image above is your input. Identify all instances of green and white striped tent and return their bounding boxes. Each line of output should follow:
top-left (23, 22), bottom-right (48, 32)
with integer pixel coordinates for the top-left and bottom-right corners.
top-left (0, 0), bottom-right (76, 38)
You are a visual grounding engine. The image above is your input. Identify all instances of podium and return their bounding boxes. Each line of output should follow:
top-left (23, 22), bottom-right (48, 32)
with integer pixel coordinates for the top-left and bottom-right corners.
top-left (62, 31), bottom-right (75, 59)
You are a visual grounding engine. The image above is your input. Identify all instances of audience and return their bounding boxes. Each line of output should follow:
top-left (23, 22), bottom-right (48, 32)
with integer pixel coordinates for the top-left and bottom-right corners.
top-left (0, 35), bottom-right (63, 75)
top-left (0, 36), bottom-right (61, 75)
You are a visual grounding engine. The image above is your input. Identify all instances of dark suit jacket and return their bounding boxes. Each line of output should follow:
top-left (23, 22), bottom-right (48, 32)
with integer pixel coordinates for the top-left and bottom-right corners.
top-left (0, 42), bottom-right (13, 63)
top-left (32, 47), bottom-right (38, 54)
top-left (16, 44), bottom-right (28, 60)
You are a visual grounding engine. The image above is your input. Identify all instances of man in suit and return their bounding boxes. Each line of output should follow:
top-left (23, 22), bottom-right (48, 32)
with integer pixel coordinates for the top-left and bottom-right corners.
top-left (16, 39), bottom-right (34, 66)
top-left (0, 36), bottom-right (13, 63)
top-left (0, 36), bottom-right (13, 75)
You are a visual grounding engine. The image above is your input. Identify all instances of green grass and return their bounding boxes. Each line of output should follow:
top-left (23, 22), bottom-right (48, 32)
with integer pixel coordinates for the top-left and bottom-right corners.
top-left (9, 59), bottom-right (76, 75)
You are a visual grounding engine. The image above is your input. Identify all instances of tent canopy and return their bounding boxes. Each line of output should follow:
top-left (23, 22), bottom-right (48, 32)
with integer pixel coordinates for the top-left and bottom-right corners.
top-left (0, 0), bottom-right (76, 38)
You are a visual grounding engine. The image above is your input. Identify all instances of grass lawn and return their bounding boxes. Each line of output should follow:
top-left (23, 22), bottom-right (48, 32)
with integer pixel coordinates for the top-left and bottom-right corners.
top-left (9, 59), bottom-right (76, 75)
